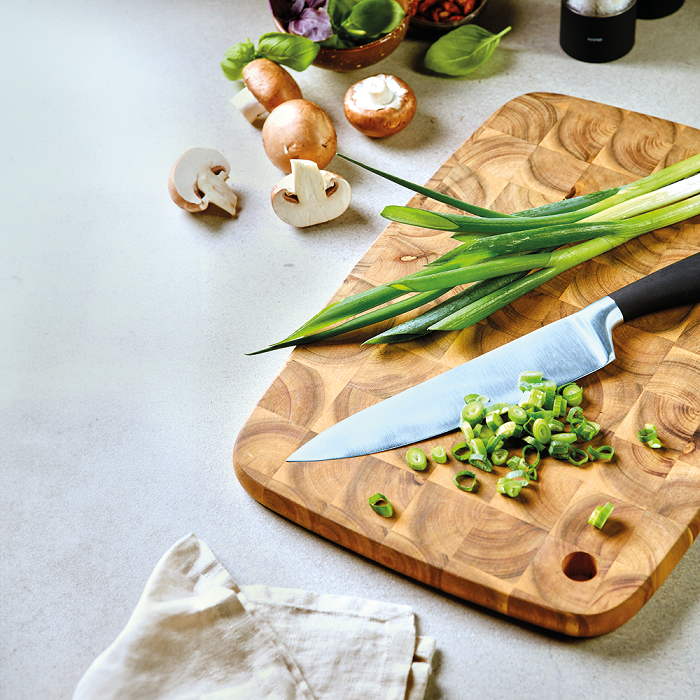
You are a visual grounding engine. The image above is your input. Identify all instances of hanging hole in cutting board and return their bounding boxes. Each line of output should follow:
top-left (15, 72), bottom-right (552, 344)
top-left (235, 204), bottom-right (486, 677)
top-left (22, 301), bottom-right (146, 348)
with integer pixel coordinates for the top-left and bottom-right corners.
top-left (562, 551), bottom-right (598, 581)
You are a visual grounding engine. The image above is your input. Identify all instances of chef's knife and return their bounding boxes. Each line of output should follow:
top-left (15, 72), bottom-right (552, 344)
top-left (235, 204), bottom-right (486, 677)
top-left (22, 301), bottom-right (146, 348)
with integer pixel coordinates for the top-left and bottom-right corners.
top-left (287, 253), bottom-right (700, 462)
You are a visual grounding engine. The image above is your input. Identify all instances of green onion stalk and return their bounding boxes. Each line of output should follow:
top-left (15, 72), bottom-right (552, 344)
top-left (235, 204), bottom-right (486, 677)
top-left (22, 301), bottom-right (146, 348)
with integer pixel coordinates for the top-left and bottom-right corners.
top-left (250, 154), bottom-right (700, 354)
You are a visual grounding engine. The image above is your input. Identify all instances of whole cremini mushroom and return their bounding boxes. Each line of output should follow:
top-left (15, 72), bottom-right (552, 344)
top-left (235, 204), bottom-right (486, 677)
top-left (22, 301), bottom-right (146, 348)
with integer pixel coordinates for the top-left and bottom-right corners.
top-left (168, 148), bottom-right (238, 216)
top-left (231, 58), bottom-right (303, 123)
top-left (262, 99), bottom-right (337, 174)
top-left (343, 74), bottom-right (417, 138)
top-left (271, 159), bottom-right (351, 228)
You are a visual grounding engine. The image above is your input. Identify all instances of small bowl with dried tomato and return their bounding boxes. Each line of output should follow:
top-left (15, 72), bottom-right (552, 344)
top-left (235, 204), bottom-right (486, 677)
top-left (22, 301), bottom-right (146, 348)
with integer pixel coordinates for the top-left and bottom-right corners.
top-left (409, 0), bottom-right (488, 34)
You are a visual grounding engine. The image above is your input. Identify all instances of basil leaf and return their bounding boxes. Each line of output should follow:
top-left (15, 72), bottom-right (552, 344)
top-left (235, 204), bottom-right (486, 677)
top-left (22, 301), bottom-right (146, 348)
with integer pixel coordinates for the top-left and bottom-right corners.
top-left (221, 39), bottom-right (257, 80)
top-left (424, 25), bottom-right (511, 77)
top-left (341, 0), bottom-right (405, 38)
top-left (256, 32), bottom-right (320, 72)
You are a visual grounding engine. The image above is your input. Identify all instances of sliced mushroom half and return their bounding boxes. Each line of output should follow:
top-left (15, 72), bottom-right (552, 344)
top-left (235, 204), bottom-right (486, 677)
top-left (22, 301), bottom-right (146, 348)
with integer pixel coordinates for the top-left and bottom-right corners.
top-left (271, 159), bottom-right (351, 228)
top-left (168, 148), bottom-right (238, 216)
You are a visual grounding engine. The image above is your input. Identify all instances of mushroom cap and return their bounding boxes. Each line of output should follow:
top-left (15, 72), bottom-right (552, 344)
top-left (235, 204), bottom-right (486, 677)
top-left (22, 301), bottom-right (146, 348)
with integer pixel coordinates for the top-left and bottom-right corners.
top-left (168, 148), bottom-right (231, 212)
top-left (344, 74), bottom-right (417, 138)
top-left (242, 58), bottom-right (302, 113)
top-left (262, 99), bottom-right (337, 174)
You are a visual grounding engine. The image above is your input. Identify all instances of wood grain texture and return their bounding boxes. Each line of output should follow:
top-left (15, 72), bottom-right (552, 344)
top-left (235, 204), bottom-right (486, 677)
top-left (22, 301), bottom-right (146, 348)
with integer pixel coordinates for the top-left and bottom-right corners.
top-left (234, 93), bottom-right (700, 637)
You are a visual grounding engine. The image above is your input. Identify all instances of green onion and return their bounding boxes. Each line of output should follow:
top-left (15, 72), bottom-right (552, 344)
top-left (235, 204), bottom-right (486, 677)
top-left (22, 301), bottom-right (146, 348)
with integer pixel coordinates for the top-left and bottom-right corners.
top-left (369, 493), bottom-right (393, 517)
top-left (452, 441), bottom-right (472, 462)
top-left (637, 423), bottom-right (662, 448)
top-left (406, 447), bottom-right (428, 471)
top-left (431, 445), bottom-right (448, 463)
top-left (454, 470), bottom-right (478, 492)
top-left (497, 477), bottom-right (522, 498)
top-left (254, 155), bottom-right (700, 353)
top-left (587, 444), bottom-right (614, 461)
top-left (588, 502), bottom-right (614, 529)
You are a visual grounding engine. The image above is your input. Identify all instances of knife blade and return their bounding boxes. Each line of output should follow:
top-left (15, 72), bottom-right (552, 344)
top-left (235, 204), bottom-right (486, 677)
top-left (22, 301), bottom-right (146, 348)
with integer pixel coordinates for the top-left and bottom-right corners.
top-left (287, 253), bottom-right (700, 462)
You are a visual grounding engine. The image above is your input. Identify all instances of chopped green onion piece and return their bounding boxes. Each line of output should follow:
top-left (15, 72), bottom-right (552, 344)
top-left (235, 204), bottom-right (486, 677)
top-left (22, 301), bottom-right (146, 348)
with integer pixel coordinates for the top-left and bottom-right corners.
top-left (491, 447), bottom-right (509, 465)
top-left (506, 469), bottom-right (530, 486)
top-left (369, 493), bottom-right (393, 517)
top-left (508, 405), bottom-right (529, 425)
top-left (486, 436), bottom-right (505, 454)
top-left (588, 501), bottom-right (614, 529)
top-left (486, 411), bottom-right (504, 431)
top-left (587, 444), bottom-right (615, 461)
top-left (459, 421), bottom-right (475, 440)
top-left (431, 445), bottom-right (447, 463)
top-left (496, 420), bottom-right (521, 439)
top-left (637, 423), bottom-right (662, 449)
top-left (526, 465), bottom-right (538, 481)
top-left (548, 419), bottom-right (565, 432)
top-left (524, 436), bottom-right (547, 452)
top-left (406, 447), bottom-right (428, 471)
top-left (452, 441), bottom-right (472, 462)
top-left (567, 406), bottom-right (585, 425)
top-left (548, 441), bottom-right (570, 458)
top-left (560, 383), bottom-right (583, 406)
top-left (497, 477), bottom-right (522, 498)
top-left (461, 400), bottom-right (485, 426)
top-left (531, 418), bottom-right (552, 444)
top-left (518, 371), bottom-right (543, 385)
top-left (454, 469), bottom-right (478, 492)
top-left (551, 432), bottom-right (577, 444)
top-left (519, 388), bottom-right (546, 409)
top-left (567, 447), bottom-right (589, 466)
top-left (552, 395), bottom-right (567, 417)
top-left (521, 444), bottom-right (540, 467)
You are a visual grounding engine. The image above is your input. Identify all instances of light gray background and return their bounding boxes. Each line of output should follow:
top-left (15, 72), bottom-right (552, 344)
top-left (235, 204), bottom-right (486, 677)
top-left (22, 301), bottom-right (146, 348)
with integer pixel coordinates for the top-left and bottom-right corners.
top-left (2, 1), bottom-right (699, 698)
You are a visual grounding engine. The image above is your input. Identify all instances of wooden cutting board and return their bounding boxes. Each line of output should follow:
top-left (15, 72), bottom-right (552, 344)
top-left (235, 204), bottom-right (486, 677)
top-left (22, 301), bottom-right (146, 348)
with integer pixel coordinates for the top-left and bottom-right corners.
top-left (234, 93), bottom-right (700, 637)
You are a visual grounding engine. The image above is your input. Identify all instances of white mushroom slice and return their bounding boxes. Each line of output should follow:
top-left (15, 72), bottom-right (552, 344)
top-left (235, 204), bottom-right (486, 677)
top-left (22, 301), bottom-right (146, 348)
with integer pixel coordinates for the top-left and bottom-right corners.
top-left (168, 148), bottom-right (238, 216)
top-left (271, 159), bottom-right (351, 228)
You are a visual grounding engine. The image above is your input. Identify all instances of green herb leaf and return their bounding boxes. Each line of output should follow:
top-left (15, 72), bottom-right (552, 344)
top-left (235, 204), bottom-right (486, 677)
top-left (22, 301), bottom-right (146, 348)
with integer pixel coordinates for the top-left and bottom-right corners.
top-left (220, 39), bottom-right (256, 81)
top-left (256, 32), bottom-right (320, 72)
top-left (424, 25), bottom-right (511, 77)
top-left (341, 0), bottom-right (405, 39)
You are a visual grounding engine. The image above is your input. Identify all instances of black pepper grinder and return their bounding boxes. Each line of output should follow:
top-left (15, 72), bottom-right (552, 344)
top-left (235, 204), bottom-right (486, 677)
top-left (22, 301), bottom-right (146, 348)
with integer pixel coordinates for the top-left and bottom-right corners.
top-left (637, 0), bottom-right (684, 19)
top-left (559, 1), bottom-right (637, 63)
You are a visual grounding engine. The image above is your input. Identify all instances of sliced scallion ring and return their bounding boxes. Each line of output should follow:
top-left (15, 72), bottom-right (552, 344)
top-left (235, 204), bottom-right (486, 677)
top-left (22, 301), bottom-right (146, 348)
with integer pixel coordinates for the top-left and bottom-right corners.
top-left (431, 445), bottom-right (447, 463)
top-left (561, 383), bottom-right (583, 406)
top-left (587, 444), bottom-right (614, 461)
top-left (454, 469), bottom-right (477, 492)
top-left (491, 447), bottom-right (509, 465)
top-left (406, 447), bottom-right (428, 471)
top-left (588, 501), bottom-right (614, 529)
top-left (369, 493), bottom-right (393, 517)
top-left (452, 441), bottom-right (472, 462)
top-left (567, 447), bottom-right (589, 466)
top-left (637, 423), bottom-right (662, 449)
top-left (497, 477), bottom-right (522, 498)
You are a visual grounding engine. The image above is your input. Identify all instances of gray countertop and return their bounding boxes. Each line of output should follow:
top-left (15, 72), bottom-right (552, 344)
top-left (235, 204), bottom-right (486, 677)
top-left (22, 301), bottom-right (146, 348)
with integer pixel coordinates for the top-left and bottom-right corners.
top-left (2, 1), bottom-right (699, 698)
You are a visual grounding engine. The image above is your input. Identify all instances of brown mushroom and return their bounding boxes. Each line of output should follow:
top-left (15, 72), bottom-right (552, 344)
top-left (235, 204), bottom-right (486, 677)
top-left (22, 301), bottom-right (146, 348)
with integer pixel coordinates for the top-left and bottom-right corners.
top-left (168, 148), bottom-right (238, 216)
top-left (262, 99), bottom-right (337, 174)
top-left (231, 58), bottom-right (302, 123)
top-left (343, 74), bottom-right (417, 138)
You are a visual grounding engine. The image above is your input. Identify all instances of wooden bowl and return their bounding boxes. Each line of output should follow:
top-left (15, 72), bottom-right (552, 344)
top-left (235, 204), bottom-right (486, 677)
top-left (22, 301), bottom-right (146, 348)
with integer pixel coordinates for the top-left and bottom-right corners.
top-left (409, 0), bottom-right (488, 35)
top-left (272, 0), bottom-right (410, 72)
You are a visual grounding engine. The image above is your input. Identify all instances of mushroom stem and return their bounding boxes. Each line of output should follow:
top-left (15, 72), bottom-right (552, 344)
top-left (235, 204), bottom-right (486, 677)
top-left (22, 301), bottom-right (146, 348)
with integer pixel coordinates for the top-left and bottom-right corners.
top-left (270, 159), bottom-right (351, 228)
top-left (231, 86), bottom-right (267, 123)
top-left (364, 76), bottom-right (395, 107)
top-left (196, 168), bottom-right (238, 217)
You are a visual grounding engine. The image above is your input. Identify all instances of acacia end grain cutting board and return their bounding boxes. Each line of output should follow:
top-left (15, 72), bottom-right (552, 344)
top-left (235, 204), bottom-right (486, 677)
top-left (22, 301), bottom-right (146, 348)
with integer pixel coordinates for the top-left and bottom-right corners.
top-left (234, 93), bottom-right (700, 637)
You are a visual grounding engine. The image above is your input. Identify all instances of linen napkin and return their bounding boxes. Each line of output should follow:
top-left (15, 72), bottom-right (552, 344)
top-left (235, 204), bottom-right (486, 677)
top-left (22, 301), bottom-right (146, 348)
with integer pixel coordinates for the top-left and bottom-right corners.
top-left (73, 533), bottom-right (436, 700)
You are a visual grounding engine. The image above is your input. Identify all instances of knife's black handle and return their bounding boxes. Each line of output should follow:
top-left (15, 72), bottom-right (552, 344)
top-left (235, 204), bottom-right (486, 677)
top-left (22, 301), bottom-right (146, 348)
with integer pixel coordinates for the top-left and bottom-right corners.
top-left (608, 252), bottom-right (700, 322)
